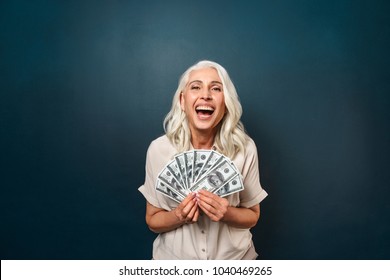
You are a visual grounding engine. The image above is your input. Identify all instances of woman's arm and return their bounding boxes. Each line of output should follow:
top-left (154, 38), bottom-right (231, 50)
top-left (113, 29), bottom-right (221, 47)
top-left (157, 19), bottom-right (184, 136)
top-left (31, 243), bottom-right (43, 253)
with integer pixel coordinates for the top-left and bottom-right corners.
top-left (145, 193), bottom-right (199, 233)
top-left (197, 190), bottom-right (260, 229)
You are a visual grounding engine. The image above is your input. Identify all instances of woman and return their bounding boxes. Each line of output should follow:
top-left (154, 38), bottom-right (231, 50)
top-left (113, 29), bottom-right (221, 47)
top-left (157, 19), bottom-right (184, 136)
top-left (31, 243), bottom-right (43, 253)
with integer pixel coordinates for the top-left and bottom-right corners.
top-left (138, 60), bottom-right (268, 259)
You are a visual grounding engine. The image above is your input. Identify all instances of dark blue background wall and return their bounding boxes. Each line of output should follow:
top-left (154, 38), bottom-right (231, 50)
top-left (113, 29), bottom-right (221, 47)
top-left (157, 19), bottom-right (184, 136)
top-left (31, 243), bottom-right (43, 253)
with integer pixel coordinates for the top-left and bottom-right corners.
top-left (1, 0), bottom-right (389, 259)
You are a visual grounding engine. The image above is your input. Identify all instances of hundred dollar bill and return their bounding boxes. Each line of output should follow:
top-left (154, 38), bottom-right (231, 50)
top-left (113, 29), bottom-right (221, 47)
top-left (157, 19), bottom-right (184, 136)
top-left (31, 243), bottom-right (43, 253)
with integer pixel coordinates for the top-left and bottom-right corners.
top-left (183, 151), bottom-right (195, 187)
top-left (155, 179), bottom-right (184, 203)
top-left (166, 159), bottom-right (186, 190)
top-left (158, 165), bottom-right (189, 198)
top-left (194, 150), bottom-right (223, 183)
top-left (192, 150), bottom-right (211, 183)
top-left (155, 150), bottom-right (244, 202)
top-left (174, 153), bottom-right (188, 189)
top-left (215, 173), bottom-right (244, 197)
top-left (190, 159), bottom-right (239, 193)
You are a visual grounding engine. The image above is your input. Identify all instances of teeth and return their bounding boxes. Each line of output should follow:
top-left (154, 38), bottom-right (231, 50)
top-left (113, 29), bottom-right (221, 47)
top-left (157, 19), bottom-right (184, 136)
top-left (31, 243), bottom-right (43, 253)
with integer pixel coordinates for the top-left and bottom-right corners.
top-left (196, 106), bottom-right (214, 111)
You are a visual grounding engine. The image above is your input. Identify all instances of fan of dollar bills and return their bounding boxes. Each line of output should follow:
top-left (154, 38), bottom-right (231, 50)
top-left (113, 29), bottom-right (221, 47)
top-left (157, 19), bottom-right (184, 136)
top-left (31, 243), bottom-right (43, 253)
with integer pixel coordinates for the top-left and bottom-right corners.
top-left (155, 150), bottom-right (244, 203)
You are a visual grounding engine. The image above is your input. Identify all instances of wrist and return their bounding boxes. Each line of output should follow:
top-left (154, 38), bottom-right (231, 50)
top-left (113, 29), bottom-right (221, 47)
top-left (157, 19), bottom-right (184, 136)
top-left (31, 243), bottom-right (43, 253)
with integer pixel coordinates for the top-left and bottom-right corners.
top-left (173, 207), bottom-right (186, 224)
top-left (220, 206), bottom-right (232, 223)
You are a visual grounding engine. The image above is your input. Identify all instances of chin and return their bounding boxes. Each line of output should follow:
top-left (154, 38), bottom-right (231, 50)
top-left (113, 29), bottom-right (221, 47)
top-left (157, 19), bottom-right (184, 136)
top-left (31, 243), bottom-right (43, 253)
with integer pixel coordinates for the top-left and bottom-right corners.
top-left (194, 123), bottom-right (218, 132)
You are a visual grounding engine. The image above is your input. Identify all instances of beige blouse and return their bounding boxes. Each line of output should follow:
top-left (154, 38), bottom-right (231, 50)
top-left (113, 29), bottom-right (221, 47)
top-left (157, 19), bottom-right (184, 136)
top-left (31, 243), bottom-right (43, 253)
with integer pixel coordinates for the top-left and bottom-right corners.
top-left (138, 135), bottom-right (268, 260)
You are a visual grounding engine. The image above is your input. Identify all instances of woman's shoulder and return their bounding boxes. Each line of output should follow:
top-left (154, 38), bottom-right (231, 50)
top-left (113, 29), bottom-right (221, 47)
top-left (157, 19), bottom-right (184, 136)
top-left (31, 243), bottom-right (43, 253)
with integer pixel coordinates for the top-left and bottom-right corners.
top-left (244, 136), bottom-right (258, 155)
top-left (150, 134), bottom-right (171, 147)
top-left (148, 134), bottom-right (177, 157)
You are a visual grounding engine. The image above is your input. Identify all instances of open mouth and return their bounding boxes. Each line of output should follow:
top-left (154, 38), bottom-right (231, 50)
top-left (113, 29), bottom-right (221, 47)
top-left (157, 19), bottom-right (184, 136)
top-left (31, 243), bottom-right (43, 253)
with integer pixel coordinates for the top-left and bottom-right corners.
top-left (195, 105), bottom-right (215, 117)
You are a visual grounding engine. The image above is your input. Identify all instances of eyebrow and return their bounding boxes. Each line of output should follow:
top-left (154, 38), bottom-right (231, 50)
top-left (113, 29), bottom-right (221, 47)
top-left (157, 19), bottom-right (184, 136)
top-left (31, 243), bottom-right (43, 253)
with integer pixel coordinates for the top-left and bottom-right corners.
top-left (188, 80), bottom-right (223, 85)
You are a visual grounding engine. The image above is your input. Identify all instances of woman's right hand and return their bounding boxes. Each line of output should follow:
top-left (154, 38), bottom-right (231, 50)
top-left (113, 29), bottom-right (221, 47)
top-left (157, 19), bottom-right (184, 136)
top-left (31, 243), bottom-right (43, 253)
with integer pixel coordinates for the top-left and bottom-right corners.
top-left (146, 193), bottom-right (199, 233)
top-left (174, 192), bottom-right (199, 224)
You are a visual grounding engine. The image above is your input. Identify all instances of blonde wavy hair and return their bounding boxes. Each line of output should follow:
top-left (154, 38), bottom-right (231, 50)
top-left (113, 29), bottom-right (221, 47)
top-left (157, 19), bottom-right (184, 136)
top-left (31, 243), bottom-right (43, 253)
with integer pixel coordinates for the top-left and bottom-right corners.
top-left (163, 60), bottom-right (248, 159)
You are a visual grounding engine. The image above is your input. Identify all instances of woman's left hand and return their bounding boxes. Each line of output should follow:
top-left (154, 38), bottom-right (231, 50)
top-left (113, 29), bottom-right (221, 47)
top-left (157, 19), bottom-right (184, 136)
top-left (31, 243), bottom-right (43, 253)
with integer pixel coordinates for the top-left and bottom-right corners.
top-left (196, 189), bottom-right (229, 222)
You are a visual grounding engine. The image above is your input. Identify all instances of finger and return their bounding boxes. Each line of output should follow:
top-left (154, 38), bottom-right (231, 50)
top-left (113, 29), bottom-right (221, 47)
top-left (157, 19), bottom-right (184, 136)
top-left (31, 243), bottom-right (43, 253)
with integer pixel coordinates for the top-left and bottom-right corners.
top-left (197, 196), bottom-right (218, 215)
top-left (186, 202), bottom-right (198, 223)
top-left (181, 196), bottom-right (197, 217)
top-left (198, 190), bottom-right (229, 209)
top-left (178, 193), bottom-right (196, 212)
top-left (197, 189), bottom-right (215, 199)
top-left (197, 195), bottom-right (228, 222)
top-left (192, 207), bottom-right (200, 222)
top-left (175, 193), bottom-right (197, 221)
top-left (180, 192), bottom-right (197, 207)
top-left (197, 191), bottom-right (221, 209)
top-left (198, 201), bottom-right (220, 222)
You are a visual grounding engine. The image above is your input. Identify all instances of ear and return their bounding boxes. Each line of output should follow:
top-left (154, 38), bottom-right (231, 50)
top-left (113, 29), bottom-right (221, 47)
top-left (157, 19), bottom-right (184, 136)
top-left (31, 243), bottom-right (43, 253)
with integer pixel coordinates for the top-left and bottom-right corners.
top-left (180, 92), bottom-right (185, 111)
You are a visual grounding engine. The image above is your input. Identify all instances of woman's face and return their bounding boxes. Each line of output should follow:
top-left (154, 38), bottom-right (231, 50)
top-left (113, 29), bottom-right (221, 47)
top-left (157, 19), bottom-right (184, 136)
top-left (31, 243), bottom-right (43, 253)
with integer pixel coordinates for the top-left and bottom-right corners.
top-left (180, 67), bottom-right (226, 136)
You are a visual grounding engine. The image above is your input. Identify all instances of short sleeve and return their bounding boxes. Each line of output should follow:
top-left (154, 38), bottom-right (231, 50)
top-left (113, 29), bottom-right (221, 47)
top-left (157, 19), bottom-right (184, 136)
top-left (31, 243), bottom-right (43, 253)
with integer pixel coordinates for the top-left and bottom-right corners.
top-left (138, 143), bottom-right (161, 207)
top-left (237, 138), bottom-right (268, 208)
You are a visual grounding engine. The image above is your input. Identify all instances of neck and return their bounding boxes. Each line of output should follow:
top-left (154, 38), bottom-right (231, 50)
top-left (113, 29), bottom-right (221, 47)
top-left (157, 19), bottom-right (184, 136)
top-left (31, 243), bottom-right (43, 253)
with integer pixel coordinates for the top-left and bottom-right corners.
top-left (191, 130), bottom-right (216, 150)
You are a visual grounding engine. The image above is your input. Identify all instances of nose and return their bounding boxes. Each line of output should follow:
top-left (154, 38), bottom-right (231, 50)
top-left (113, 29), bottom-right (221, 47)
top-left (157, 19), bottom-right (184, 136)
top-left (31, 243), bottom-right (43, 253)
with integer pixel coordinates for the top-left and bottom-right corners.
top-left (200, 88), bottom-right (212, 100)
